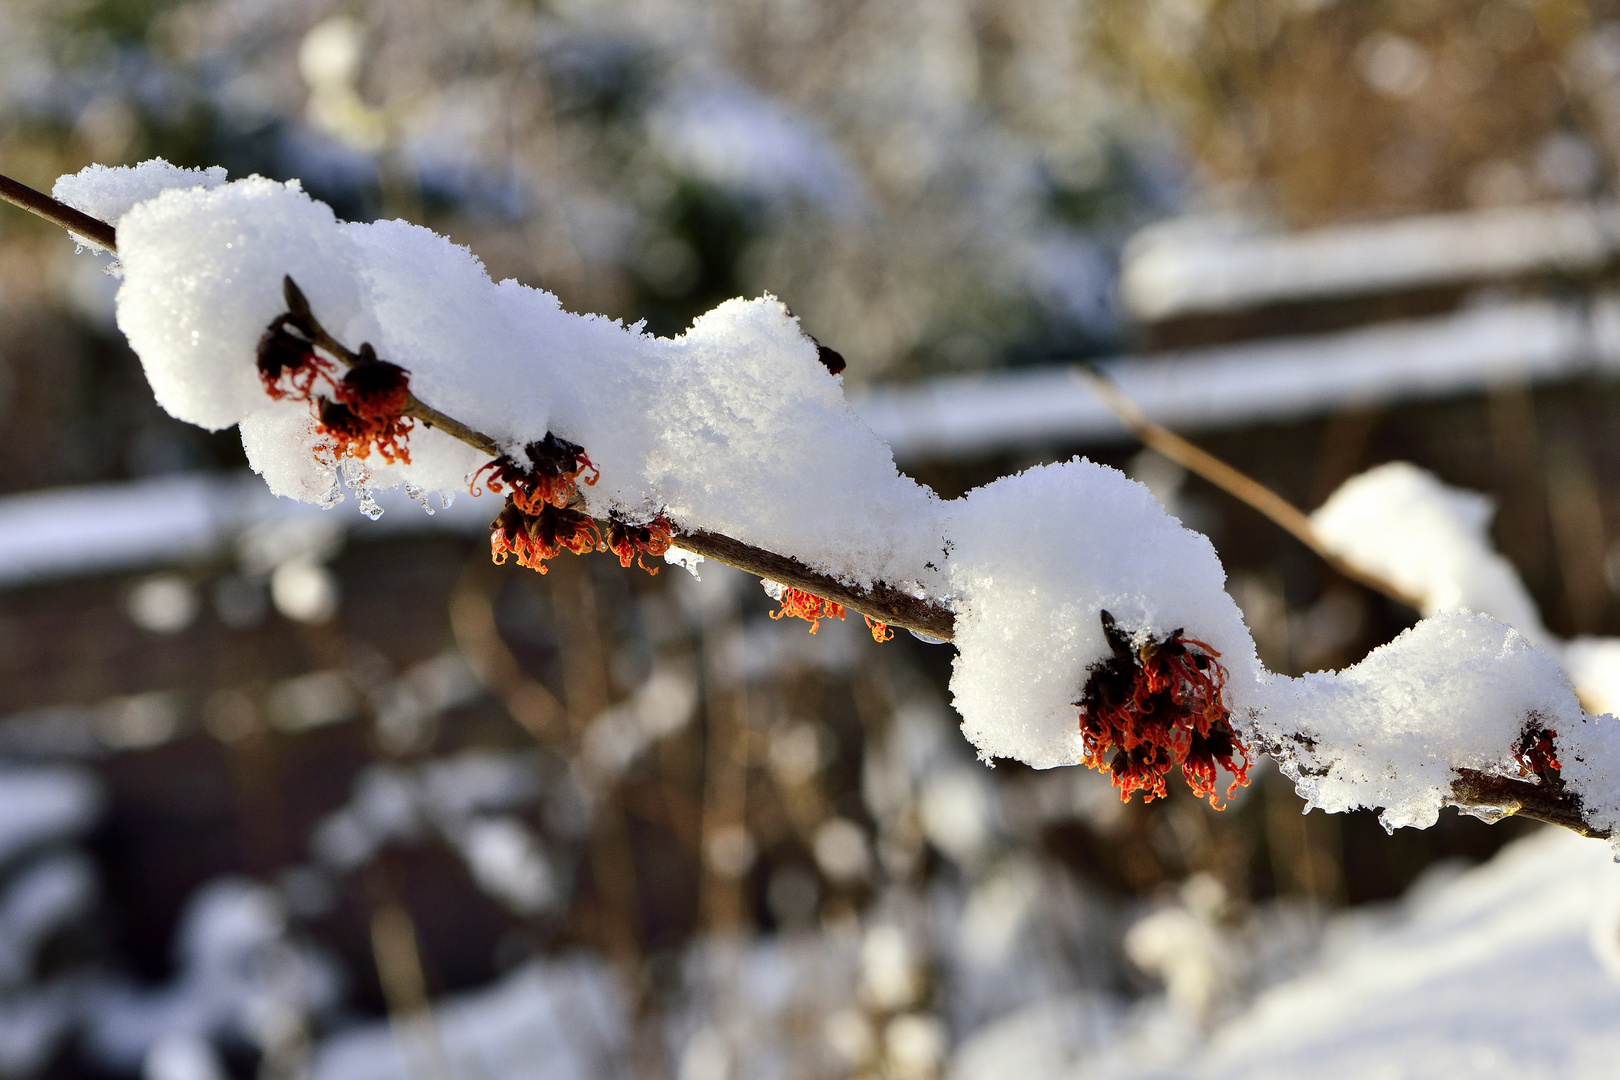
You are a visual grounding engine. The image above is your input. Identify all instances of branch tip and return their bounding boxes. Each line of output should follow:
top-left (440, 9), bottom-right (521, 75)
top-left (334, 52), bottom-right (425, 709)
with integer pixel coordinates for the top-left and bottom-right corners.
top-left (0, 171), bottom-right (118, 253)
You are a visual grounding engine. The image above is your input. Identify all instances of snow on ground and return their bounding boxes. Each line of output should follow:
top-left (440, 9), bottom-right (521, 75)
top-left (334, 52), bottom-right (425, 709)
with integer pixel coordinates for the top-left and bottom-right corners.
top-left (1183, 829), bottom-right (1620, 1080)
top-left (949, 828), bottom-right (1620, 1080)
top-left (308, 958), bottom-right (627, 1080)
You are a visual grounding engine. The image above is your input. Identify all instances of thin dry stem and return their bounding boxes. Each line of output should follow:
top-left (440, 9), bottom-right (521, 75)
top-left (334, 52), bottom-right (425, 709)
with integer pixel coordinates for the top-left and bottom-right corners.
top-left (1448, 769), bottom-right (1609, 838)
top-left (1076, 366), bottom-right (1426, 610)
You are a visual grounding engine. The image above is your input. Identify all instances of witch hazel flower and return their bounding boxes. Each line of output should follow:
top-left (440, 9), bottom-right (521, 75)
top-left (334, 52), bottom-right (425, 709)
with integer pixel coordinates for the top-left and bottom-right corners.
top-left (1514, 720), bottom-right (1562, 782)
top-left (605, 515), bottom-right (673, 574)
top-left (490, 501), bottom-right (601, 574)
top-left (256, 314), bottom-right (332, 401)
top-left (762, 582), bottom-right (846, 634)
top-left (472, 433), bottom-right (600, 513)
top-left (319, 352), bottom-right (415, 464)
top-left (255, 277), bottom-right (416, 464)
top-left (1076, 611), bottom-right (1253, 806)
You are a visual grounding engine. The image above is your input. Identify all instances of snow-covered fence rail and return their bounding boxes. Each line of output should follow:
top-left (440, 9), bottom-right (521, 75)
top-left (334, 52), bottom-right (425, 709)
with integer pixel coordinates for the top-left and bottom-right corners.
top-left (7, 161), bottom-right (1620, 847)
top-left (855, 297), bottom-right (1620, 462)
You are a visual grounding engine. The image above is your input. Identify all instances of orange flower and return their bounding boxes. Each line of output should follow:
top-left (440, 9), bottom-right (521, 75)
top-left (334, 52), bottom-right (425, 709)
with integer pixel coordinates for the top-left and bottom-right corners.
top-left (1076, 610), bottom-right (1251, 807)
top-left (863, 615), bottom-right (894, 642)
top-left (472, 433), bottom-right (599, 513)
top-left (769, 586), bottom-right (845, 634)
top-left (256, 316), bottom-right (334, 400)
top-left (605, 515), bottom-right (672, 574)
top-left (489, 501), bottom-right (601, 574)
top-left (318, 348), bottom-right (416, 463)
top-left (316, 396), bottom-right (413, 465)
top-left (255, 309), bottom-right (415, 465)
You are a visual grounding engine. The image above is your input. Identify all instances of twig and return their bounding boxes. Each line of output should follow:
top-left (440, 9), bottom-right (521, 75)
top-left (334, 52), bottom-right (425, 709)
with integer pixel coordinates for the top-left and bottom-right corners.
top-left (0, 173), bottom-right (118, 251)
top-left (1076, 365), bottom-right (1425, 611)
top-left (1448, 768), bottom-right (1608, 838)
top-left (366, 887), bottom-right (453, 1080)
top-left (671, 528), bottom-right (955, 640)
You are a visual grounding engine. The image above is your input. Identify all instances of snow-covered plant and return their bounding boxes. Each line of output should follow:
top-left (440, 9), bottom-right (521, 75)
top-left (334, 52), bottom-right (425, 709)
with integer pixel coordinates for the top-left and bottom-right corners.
top-left (13, 159), bottom-right (1620, 845)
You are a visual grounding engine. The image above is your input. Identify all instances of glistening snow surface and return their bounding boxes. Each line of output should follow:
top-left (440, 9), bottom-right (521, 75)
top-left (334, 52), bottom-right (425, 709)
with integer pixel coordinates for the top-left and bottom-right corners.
top-left (52, 159), bottom-right (227, 251)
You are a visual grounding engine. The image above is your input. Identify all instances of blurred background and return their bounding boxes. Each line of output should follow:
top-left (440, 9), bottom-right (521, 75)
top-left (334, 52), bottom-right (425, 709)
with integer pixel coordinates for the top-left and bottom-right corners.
top-left (3, 1), bottom-right (1620, 1078)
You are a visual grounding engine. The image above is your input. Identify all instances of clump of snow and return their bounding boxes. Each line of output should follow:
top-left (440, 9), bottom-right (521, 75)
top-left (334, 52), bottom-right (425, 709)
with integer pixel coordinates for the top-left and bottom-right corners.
top-left (1254, 611), bottom-right (1583, 831)
top-left (52, 159), bottom-right (227, 250)
top-left (115, 177), bottom-right (363, 430)
top-left (238, 406), bottom-right (343, 506)
top-left (944, 459), bottom-right (1263, 769)
top-left (97, 170), bottom-right (944, 584)
top-left (1310, 462), bottom-right (1551, 646)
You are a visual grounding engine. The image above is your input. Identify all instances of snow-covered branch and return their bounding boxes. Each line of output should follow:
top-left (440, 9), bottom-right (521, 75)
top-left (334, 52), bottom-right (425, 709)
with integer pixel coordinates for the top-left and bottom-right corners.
top-left (13, 160), bottom-right (1620, 849)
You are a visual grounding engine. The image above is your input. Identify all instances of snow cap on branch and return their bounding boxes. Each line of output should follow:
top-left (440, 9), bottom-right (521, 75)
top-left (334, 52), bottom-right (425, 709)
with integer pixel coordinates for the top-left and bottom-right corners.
top-left (945, 458), bottom-right (1264, 769)
top-left (68, 160), bottom-right (944, 591)
top-left (1255, 611), bottom-right (1584, 831)
top-left (1311, 462), bottom-right (1551, 646)
top-left (56, 160), bottom-right (1620, 835)
top-left (52, 158), bottom-right (226, 250)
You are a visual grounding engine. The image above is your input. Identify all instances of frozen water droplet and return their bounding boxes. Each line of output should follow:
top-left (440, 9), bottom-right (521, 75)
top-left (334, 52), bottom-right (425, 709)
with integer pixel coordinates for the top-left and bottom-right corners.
top-left (342, 459), bottom-right (383, 520)
top-left (1457, 803), bottom-right (1514, 825)
top-left (315, 481), bottom-right (345, 510)
top-left (909, 629), bottom-right (947, 645)
top-left (405, 483), bottom-right (435, 515)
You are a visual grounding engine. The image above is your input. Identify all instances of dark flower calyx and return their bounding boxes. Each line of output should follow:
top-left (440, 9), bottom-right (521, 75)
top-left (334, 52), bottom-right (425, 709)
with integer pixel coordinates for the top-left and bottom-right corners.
top-left (815, 343), bottom-right (846, 375)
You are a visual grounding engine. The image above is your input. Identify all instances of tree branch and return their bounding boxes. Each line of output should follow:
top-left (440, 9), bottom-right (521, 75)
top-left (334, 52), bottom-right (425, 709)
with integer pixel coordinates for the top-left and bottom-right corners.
top-left (0, 174), bottom-right (958, 640)
top-left (0, 174), bottom-right (118, 252)
top-left (15, 170), bottom-right (1617, 839)
top-left (1448, 769), bottom-right (1608, 838)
